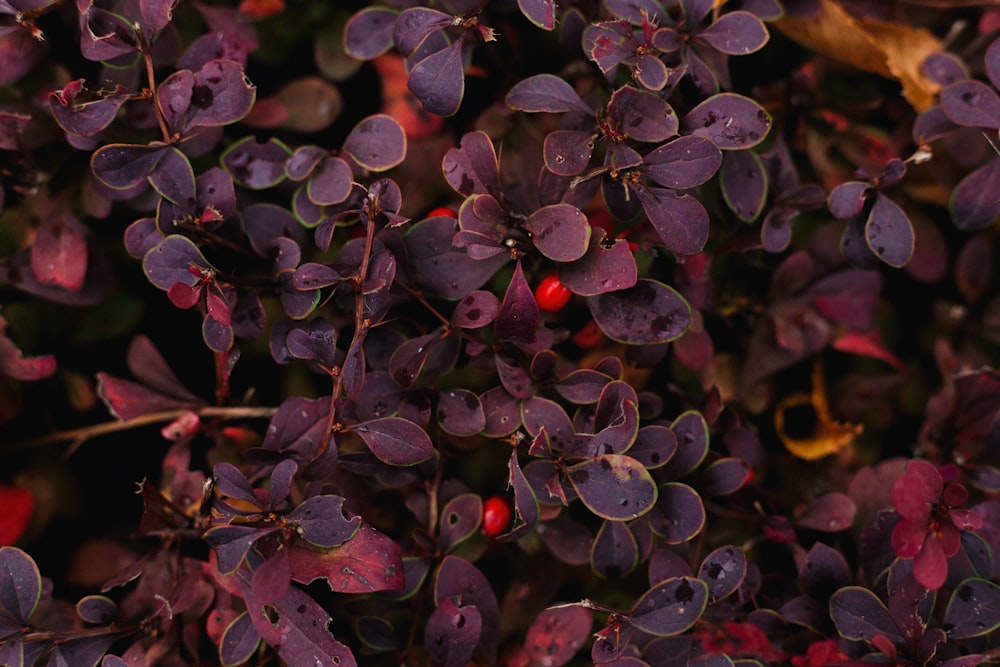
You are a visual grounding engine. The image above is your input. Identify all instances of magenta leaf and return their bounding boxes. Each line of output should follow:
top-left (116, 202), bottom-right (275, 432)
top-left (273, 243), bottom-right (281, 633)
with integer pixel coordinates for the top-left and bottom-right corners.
top-left (830, 586), bottom-right (905, 645)
top-left (443, 131), bottom-right (501, 197)
top-left (506, 74), bottom-right (592, 114)
top-left (251, 585), bottom-right (358, 667)
top-left (344, 114), bottom-right (406, 171)
top-left (219, 611), bottom-right (261, 666)
top-left (587, 279), bottom-right (691, 344)
top-left (90, 143), bottom-right (167, 190)
top-left (681, 93), bottom-right (771, 149)
top-left (495, 260), bottom-right (539, 344)
top-left (583, 21), bottom-right (634, 73)
top-left (96, 373), bottom-right (200, 421)
top-left (425, 598), bottom-right (482, 667)
top-left (698, 545), bottom-right (746, 602)
top-left (287, 495), bottom-right (361, 548)
top-left (354, 416), bottom-right (434, 466)
top-left (567, 455), bottom-right (657, 520)
top-left (344, 6), bottom-right (398, 59)
top-left (697, 11), bottom-right (768, 55)
top-left (221, 136), bottom-right (291, 190)
top-left (518, 0), bottom-right (555, 30)
top-left (185, 59), bottom-right (256, 128)
top-left (651, 483), bottom-right (705, 543)
top-left (437, 389), bottom-right (486, 437)
top-left (866, 194), bottom-right (914, 268)
top-left (289, 522), bottom-right (404, 593)
top-left (393, 7), bottom-right (451, 56)
top-left (942, 578), bottom-right (1000, 639)
top-left (940, 80), bottom-right (1000, 129)
top-left (628, 577), bottom-right (709, 636)
top-left (523, 204), bottom-right (591, 262)
top-left (433, 555), bottom-right (500, 662)
top-left (250, 550), bottom-right (291, 606)
top-left (0, 547), bottom-right (41, 624)
top-left (49, 80), bottom-right (130, 136)
top-left (591, 519), bottom-right (639, 578)
top-left (30, 213), bottom-right (88, 291)
top-left (142, 235), bottom-right (211, 291)
top-left (408, 39), bottom-right (465, 117)
top-left (523, 606), bottom-right (592, 667)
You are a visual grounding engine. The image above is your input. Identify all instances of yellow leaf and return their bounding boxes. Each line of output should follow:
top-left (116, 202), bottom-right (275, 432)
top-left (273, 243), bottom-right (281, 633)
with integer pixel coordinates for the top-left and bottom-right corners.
top-left (775, 0), bottom-right (942, 111)
top-left (775, 360), bottom-right (862, 461)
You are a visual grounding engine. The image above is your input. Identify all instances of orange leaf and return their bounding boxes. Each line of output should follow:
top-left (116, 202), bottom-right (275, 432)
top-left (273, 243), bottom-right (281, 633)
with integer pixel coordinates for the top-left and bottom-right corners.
top-left (775, 360), bottom-right (862, 461)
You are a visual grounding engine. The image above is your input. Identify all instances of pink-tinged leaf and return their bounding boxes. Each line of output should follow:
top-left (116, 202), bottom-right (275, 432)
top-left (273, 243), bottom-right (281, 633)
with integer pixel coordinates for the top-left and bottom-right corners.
top-left (523, 606), bottom-right (592, 667)
top-left (186, 59), bottom-right (256, 128)
top-left (940, 80), bottom-right (1000, 130)
top-left (506, 74), bottom-right (592, 114)
top-left (587, 279), bottom-right (691, 344)
top-left (637, 186), bottom-right (710, 256)
top-left (139, 0), bottom-right (173, 36)
top-left (495, 259), bottom-right (539, 344)
top-left (443, 131), bottom-right (501, 197)
top-left (344, 6), bottom-right (398, 60)
top-left (866, 195), bottom-right (913, 268)
top-left (49, 80), bottom-right (130, 137)
top-left (567, 455), bottom-right (657, 521)
top-left (795, 492), bottom-right (856, 532)
top-left (344, 114), bottom-right (406, 171)
top-left (560, 237), bottom-right (637, 296)
top-left (833, 330), bottom-right (904, 369)
top-left (91, 143), bottom-right (166, 190)
top-left (433, 555), bottom-right (501, 662)
top-left (148, 147), bottom-right (196, 207)
top-left (524, 204), bottom-right (591, 262)
top-left (698, 11), bottom-right (768, 55)
top-left (126, 335), bottom-right (199, 402)
top-left (583, 21), bottom-right (634, 73)
top-left (353, 416), bottom-right (434, 466)
top-left (681, 93), bottom-right (771, 149)
top-left (167, 282), bottom-right (200, 309)
top-left (30, 213), bottom-right (88, 291)
top-left (628, 577), bottom-right (709, 636)
top-left (949, 159), bottom-right (1000, 230)
top-left (393, 7), bottom-right (451, 56)
top-left (0, 315), bottom-right (55, 383)
top-left (219, 611), bottom-right (261, 667)
top-left (425, 598), bottom-right (482, 667)
top-left (408, 38), bottom-right (465, 117)
top-left (518, 0), bottom-right (555, 30)
top-left (251, 550), bottom-right (291, 606)
top-left (642, 136), bottom-right (722, 189)
top-left (96, 372), bottom-right (201, 421)
top-left (246, 585), bottom-right (358, 667)
top-left (142, 235), bottom-right (212, 291)
top-left (290, 522), bottom-right (404, 593)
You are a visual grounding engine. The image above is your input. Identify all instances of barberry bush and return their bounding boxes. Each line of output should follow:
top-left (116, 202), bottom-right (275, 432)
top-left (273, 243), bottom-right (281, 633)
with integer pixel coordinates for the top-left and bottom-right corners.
top-left (1, 0), bottom-right (1000, 665)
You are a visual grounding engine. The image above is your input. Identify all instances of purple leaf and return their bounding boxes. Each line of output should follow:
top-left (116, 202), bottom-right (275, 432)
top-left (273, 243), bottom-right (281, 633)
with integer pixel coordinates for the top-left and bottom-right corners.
top-left (142, 235), bottom-right (210, 291)
top-left (560, 237), bottom-right (637, 296)
top-left (344, 114), bottom-right (406, 171)
top-left (587, 279), bottom-right (691, 344)
top-left (251, 550), bottom-right (291, 606)
top-left (221, 136), bottom-right (291, 190)
top-left (698, 545), bottom-right (747, 602)
top-left (583, 21), bottom-right (634, 74)
top-left (636, 186), bottom-right (710, 256)
top-left (437, 389), bottom-right (486, 437)
top-left (287, 495), bottom-right (361, 548)
top-left (438, 494), bottom-right (482, 551)
top-left (795, 492), bottom-right (856, 532)
top-left (523, 606), bottom-right (592, 667)
top-left (252, 586), bottom-right (357, 667)
top-left (828, 181), bottom-right (869, 219)
top-left (139, 0), bottom-right (173, 36)
top-left (408, 39), bottom-right (465, 117)
top-left (451, 290), bottom-right (500, 328)
top-left (148, 147), bottom-right (195, 207)
top-left (642, 136), bottom-right (722, 189)
top-left (285, 145), bottom-right (327, 181)
top-left (186, 59), bottom-right (256, 128)
top-left (443, 131), bottom-right (501, 197)
top-left (608, 86), bottom-right (678, 143)
top-left (49, 80), bottom-right (130, 137)
top-left (523, 204), bottom-right (591, 262)
top-left (720, 149), bottom-right (767, 221)
top-left (661, 410), bottom-right (709, 479)
top-left (91, 143), bottom-right (166, 190)
top-left (634, 53), bottom-right (670, 91)
top-left (651, 483), bottom-right (705, 543)
top-left (628, 577), bottom-right (709, 636)
top-left (243, 204), bottom-right (305, 256)
top-left (555, 368), bottom-right (612, 404)
top-left (866, 194), bottom-right (914, 268)
top-left (433, 556), bottom-right (500, 662)
top-left (0, 547), bottom-right (41, 624)
top-left (80, 6), bottom-right (140, 62)
top-left (544, 130), bottom-right (595, 176)
top-left (682, 93), bottom-right (771, 149)
top-left (986, 37), bottom-right (1000, 90)
top-left (75, 594), bottom-right (117, 624)
top-left (699, 458), bottom-right (751, 496)
top-left (522, 396), bottom-right (575, 453)
top-left (950, 159), bottom-right (1000, 230)
top-left (800, 542), bottom-right (850, 598)
top-left (628, 425), bottom-right (677, 469)
top-left (830, 586), bottom-right (905, 644)
top-left (940, 80), bottom-right (1000, 129)
top-left (537, 516), bottom-right (594, 565)
top-left (697, 11), bottom-right (768, 55)
top-left (307, 156), bottom-right (353, 205)
top-left (943, 578), bottom-right (1000, 639)
top-left (344, 6), bottom-right (398, 60)
top-left (567, 455), bottom-right (657, 521)
top-left (158, 68), bottom-right (194, 132)
top-left (518, 0), bottom-right (556, 30)
top-left (261, 396), bottom-right (330, 455)
top-left (96, 373), bottom-right (199, 421)
top-left (481, 386), bottom-right (522, 437)
top-left (426, 598), bottom-right (482, 667)
top-left (495, 260), bottom-right (539, 344)
top-left (49, 635), bottom-right (118, 667)
top-left (220, 611), bottom-right (261, 666)
top-left (354, 417), bottom-right (434, 466)
top-left (393, 7), bottom-right (451, 56)
top-left (504, 451), bottom-right (540, 539)
top-left (289, 522), bottom-right (404, 593)
top-left (591, 519), bottom-right (639, 578)
top-left (506, 74), bottom-right (592, 114)
top-left (205, 525), bottom-right (273, 574)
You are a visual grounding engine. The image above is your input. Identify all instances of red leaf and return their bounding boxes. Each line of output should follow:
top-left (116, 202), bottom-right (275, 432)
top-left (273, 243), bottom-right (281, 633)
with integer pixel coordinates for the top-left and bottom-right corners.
top-left (288, 522), bottom-right (404, 593)
top-left (30, 214), bottom-right (89, 291)
top-left (832, 330), bottom-right (904, 369)
top-left (0, 485), bottom-right (34, 545)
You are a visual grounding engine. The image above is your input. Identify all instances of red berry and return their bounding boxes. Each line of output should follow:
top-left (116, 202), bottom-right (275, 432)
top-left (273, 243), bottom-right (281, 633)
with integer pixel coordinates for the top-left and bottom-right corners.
top-left (426, 206), bottom-right (457, 219)
top-left (534, 274), bottom-right (572, 312)
top-left (482, 495), bottom-right (512, 538)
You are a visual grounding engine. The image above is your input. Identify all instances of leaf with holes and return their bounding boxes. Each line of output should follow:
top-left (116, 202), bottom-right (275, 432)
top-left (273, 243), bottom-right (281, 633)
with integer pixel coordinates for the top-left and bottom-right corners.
top-left (437, 389), bottom-right (486, 437)
top-left (698, 545), bottom-right (747, 602)
top-left (425, 598), bottom-right (482, 667)
top-left (523, 606), bottom-right (593, 667)
top-left (628, 577), bottom-right (709, 636)
top-left (289, 522), bottom-right (404, 593)
top-left (942, 578), bottom-right (1000, 639)
top-left (567, 455), bottom-right (657, 521)
top-left (185, 59), bottom-right (256, 128)
top-left (681, 93), bottom-right (771, 149)
top-left (287, 495), bottom-right (361, 548)
top-left (434, 556), bottom-right (500, 662)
